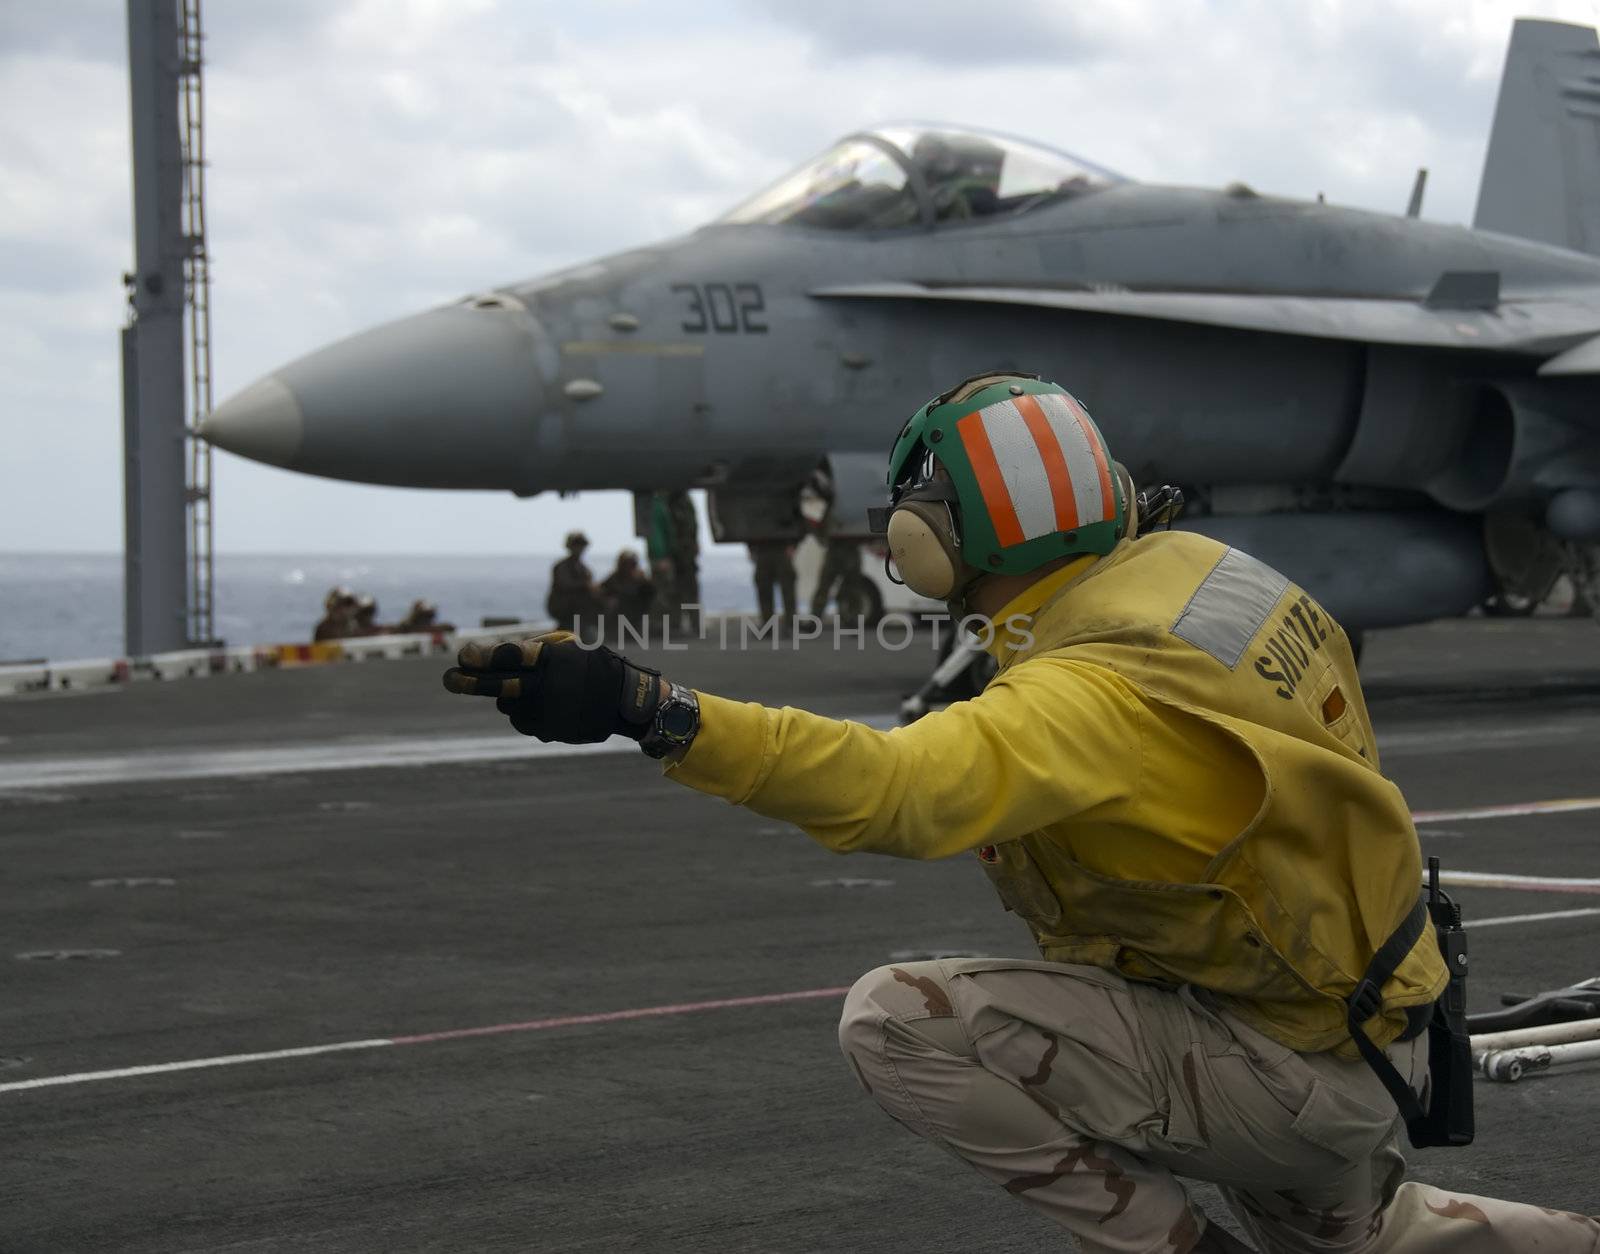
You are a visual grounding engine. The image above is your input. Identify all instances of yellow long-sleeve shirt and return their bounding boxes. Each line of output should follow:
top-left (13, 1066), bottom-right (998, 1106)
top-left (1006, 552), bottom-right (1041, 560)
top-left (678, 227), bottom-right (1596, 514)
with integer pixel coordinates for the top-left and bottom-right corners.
top-left (668, 623), bottom-right (1261, 880)
top-left (665, 533), bottom-right (1444, 1052)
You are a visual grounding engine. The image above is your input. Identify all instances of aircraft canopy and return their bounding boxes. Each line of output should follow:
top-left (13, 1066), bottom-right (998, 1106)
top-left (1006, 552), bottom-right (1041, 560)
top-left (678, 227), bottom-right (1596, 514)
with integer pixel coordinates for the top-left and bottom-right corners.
top-left (719, 125), bottom-right (1124, 231)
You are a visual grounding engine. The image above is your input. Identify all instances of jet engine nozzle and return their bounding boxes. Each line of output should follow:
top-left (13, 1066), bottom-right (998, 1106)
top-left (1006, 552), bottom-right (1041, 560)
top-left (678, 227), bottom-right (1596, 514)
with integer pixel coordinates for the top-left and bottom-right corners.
top-left (202, 302), bottom-right (549, 490)
top-left (1429, 380), bottom-right (1598, 514)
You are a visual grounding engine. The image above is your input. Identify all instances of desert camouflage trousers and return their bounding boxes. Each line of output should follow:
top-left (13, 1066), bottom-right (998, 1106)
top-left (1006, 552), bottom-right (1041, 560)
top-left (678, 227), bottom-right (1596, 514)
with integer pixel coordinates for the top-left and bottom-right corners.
top-left (838, 958), bottom-right (1599, 1253)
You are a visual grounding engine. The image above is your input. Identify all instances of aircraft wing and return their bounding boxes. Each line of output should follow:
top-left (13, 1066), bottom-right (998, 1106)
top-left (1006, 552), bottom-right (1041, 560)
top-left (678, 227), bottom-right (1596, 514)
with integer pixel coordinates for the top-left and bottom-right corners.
top-left (1537, 332), bottom-right (1600, 374)
top-left (809, 281), bottom-right (1600, 355)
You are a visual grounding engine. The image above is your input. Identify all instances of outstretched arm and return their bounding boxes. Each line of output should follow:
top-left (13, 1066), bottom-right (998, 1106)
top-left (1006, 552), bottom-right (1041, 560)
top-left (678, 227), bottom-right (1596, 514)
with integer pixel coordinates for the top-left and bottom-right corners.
top-left (665, 657), bottom-right (1142, 859)
top-left (443, 634), bottom-right (1143, 860)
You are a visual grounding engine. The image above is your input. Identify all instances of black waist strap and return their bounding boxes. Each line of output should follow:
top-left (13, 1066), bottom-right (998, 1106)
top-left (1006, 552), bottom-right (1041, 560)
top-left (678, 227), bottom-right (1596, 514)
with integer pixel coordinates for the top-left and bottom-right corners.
top-left (1346, 897), bottom-right (1429, 1125)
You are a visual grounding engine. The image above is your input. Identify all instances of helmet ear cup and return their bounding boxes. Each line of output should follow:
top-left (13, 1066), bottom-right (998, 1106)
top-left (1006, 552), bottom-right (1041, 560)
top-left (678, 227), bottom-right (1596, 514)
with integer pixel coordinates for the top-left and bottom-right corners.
top-left (1113, 461), bottom-right (1137, 540)
top-left (887, 500), bottom-right (962, 599)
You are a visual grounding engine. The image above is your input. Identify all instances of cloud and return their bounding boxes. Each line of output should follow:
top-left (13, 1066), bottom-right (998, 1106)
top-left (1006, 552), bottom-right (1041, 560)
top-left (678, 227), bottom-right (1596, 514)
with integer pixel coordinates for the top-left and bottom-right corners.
top-left (749, 0), bottom-right (1126, 67)
top-left (3, 0), bottom-right (1599, 564)
top-left (0, 1), bottom-right (124, 63)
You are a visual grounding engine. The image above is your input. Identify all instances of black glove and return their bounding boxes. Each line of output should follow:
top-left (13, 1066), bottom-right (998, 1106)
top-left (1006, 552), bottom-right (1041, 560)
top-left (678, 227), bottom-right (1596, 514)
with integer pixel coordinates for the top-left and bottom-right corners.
top-left (442, 631), bottom-right (662, 744)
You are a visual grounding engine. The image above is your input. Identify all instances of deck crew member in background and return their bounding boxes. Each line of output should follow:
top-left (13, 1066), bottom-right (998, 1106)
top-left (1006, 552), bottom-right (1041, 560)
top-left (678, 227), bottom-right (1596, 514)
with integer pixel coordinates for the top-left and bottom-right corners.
top-left (666, 489), bottom-right (701, 634)
top-left (600, 549), bottom-right (656, 636)
top-left (446, 374), bottom-right (1598, 1252)
top-left (395, 598), bottom-right (454, 635)
top-left (803, 462), bottom-right (862, 619)
top-left (313, 586), bottom-right (356, 641)
top-left (747, 537), bottom-right (797, 629)
top-left (546, 531), bottom-right (603, 634)
top-left (645, 492), bottom-right (677, 621)
top-left (351, 594), bottom-right (384, 637)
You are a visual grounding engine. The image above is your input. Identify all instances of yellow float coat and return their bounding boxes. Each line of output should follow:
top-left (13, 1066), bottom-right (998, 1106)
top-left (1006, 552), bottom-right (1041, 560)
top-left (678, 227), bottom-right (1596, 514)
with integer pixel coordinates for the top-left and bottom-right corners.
top-left (668, 531), bottom-right (1447, 1054)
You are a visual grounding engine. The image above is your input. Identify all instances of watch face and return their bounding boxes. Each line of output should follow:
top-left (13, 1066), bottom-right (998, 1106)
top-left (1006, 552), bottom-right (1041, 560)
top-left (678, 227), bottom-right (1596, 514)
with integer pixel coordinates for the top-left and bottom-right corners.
top-left (659, 704), bottom-right (696, 738)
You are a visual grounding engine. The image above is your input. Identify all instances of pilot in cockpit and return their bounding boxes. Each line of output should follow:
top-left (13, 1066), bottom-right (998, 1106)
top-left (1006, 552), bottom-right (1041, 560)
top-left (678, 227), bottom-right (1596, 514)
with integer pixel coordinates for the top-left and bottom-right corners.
top-left (716, 125), bottom-right (1122, 233)
top-left (910, 132), bottom-right (1004, 221)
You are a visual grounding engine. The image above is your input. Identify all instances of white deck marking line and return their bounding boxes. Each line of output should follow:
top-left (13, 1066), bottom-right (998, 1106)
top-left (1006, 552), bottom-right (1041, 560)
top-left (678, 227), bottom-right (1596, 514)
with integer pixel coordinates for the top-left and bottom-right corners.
top-left (1377, 718), bottom-right (1597, 758)
top-left (0, 986), bottom-right (851, 1096)
top-left (0, 716), bottom-right (898, 792)
top-left (0, 1040), bottom-right (392, 1093)
top-left (1471, 907), bottom-right (1600, 928)
top-left (7, 881), bottom-right (1600, 1097)
top-left (1412, 797), bottom-right (1600, 823)
top-left (0, 734), bottom-right (628, 792)
top-left (1439, 870), bottom-right (1600, 895)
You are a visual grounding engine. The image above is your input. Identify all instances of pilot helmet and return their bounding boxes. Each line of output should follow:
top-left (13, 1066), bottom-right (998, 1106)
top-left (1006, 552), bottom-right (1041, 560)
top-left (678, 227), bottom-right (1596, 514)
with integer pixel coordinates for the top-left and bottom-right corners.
top-left (910, 134), bottom-right (959, 180)
top-left (875, 372), bottom-right (1133, 603)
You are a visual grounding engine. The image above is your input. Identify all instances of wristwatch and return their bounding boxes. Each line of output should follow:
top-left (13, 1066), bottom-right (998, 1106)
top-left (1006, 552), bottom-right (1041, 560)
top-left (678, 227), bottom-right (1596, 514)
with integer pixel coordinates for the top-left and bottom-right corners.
top-left (639, 682), bottom-right (701, 759)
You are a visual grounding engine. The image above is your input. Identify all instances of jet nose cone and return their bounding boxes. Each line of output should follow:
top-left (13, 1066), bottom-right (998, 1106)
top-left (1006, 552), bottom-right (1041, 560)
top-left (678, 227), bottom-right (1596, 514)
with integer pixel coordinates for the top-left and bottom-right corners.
top-left (200, 375), bottom-right (306, 468)
top-left (206, 300), bottom-right (550, 489)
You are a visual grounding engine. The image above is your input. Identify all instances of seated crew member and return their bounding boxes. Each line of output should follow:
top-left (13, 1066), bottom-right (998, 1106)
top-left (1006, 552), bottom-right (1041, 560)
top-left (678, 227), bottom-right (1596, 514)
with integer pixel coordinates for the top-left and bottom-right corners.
top-left (395, 598), bottom-right (454, 635)
top-left (350, 594), bottom-right (384, 637)
top-left (313, 585), bottom-right (356, 641)
top-left (599, 549), bottom-right (656, 634)
top-left (910, 132), bottom-right (1002, 220)
top-left (444, 374), bottom-right (1598, 1252)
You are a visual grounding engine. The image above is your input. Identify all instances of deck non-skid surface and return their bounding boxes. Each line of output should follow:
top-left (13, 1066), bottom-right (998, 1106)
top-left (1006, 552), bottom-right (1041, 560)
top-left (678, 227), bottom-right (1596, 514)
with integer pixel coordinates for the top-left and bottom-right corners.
top-left (2, 620), bottom-right (1597, 1250)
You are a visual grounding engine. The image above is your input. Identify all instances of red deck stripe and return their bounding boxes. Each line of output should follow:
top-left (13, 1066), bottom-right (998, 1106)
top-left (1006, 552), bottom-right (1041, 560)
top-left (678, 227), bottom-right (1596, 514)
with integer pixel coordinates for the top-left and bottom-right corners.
top-left (389, 986), bottom-right (853, 1045)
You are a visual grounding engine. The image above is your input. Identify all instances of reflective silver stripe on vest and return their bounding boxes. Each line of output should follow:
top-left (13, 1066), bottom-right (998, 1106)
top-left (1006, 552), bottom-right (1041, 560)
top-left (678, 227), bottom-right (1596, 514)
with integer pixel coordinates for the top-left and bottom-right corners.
top-left (1170, 547), bottom-right (1289, 669)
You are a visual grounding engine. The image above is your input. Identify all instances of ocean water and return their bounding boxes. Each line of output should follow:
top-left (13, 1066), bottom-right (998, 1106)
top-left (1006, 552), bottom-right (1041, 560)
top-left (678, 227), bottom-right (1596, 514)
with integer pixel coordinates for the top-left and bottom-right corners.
top-left (0, 551), bottom-right (762, 663)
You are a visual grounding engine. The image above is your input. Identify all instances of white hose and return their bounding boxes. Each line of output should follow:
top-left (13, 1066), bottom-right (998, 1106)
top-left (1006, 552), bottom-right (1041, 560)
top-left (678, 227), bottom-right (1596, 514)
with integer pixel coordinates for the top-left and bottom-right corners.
top-left (1481, 1038), bottom-right (1600, 1082)
top-left (900, 636), bottom-right (985, 723)
top-left (929, 636), bottom-right (985, 687)
top-left (1471, 1017), bottom-right (1600, 1058)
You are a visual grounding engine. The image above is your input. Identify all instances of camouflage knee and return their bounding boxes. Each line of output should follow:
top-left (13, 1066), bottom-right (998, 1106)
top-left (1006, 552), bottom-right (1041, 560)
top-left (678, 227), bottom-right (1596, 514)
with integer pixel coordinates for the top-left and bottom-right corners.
top-left (839, 962), bottom-right (968, 1073)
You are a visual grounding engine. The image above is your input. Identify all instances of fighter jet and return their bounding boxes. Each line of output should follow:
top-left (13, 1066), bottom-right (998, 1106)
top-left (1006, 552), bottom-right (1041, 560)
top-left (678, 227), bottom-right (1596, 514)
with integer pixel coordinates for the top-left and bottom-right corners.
top-left (204, 18), bottom-right (1600, 633)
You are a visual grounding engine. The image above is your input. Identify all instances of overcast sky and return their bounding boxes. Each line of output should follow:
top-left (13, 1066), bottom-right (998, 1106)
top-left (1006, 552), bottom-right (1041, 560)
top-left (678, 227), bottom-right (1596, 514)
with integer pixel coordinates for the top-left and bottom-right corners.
top-left (3, 0), bottom-right (1599, 555)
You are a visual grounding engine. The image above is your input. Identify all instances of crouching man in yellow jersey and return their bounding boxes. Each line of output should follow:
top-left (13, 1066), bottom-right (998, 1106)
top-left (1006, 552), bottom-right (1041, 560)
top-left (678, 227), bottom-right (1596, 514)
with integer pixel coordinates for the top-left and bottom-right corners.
top-left (444, 374), bottom-right (1598, 1253)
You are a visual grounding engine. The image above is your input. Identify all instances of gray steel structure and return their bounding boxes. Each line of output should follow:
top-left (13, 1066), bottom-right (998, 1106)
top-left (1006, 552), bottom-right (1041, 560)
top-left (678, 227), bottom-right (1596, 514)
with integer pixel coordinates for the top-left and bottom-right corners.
top-left (123, 0), bottom-right (212, 657)
top-left (177, 0), bottom-right (215, 649)
top-left (204, 19), bottom-right (1600, 634)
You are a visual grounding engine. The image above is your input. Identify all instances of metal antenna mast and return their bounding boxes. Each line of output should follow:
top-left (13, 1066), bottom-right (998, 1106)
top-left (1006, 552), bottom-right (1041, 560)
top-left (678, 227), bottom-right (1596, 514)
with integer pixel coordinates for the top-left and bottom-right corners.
top-left (122, 0), bottom-right (215, 656)
top-left (179, 0), bottom-right (214, 647)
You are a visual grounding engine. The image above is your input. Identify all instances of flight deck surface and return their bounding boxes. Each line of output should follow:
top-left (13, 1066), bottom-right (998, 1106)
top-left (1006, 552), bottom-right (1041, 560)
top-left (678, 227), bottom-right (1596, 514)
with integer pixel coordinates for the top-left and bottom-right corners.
top-left (2, 618), bottom-right (1597, 1250)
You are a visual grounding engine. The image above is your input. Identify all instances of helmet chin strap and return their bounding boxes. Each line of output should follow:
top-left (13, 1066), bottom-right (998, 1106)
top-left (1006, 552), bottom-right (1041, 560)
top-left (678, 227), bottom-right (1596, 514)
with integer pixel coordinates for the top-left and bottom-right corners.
top-left (943, 568), bottom-right (988, 624)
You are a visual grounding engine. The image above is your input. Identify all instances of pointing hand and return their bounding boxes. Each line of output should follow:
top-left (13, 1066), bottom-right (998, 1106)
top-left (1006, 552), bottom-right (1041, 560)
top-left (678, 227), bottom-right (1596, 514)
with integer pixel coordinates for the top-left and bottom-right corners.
top-left (442, 631), bottom-right (663, 744)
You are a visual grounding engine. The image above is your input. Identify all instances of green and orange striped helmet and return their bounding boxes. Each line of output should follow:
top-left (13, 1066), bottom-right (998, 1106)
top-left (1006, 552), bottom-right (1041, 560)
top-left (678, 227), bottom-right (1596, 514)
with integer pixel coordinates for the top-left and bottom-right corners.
top-left (886, 373), bottom-right (1128, 577)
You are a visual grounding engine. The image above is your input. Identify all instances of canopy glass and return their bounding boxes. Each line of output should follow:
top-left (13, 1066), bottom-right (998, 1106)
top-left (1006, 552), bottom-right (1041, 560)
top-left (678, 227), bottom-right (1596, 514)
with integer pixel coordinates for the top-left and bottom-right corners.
top-left (719, 125), bottom-right (1125, 230)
